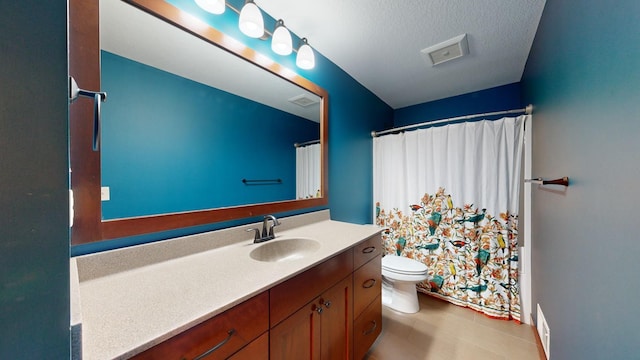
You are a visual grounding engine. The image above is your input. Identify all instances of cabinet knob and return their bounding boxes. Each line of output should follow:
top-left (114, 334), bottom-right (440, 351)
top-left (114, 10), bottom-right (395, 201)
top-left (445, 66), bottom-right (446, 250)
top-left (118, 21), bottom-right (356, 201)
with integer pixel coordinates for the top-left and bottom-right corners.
top-left (318, 298), bottom-right (331, 308)
top-left (313, 304), bottom-right (323, 314)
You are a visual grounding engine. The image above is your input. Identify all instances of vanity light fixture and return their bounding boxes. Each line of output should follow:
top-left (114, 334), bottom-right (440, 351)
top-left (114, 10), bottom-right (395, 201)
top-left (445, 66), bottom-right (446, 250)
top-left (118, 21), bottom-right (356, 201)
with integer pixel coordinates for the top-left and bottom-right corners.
top-left (193, 0), bottom-right (315, 69)
top-left (271, 19), bottom-right (292, 56)
top-left (238, 0), bottom-right (264, 38)
top-left (296, 38), bottom-right (315, 70)
top-left (195, 0), bottom-right (225, 15)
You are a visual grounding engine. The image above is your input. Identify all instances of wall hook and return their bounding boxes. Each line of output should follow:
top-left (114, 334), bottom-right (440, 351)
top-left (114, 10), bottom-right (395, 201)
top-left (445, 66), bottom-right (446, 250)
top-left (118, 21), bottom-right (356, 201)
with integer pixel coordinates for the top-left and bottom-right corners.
top-left (524, 177), bottom-right (569, 186)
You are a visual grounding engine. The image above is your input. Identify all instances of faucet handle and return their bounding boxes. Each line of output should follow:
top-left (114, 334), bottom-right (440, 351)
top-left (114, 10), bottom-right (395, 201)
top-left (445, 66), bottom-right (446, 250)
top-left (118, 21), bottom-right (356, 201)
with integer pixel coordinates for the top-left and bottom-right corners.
top-left (268, 219), bottom-right (280, 238)
top-left (246, 228), bottom-right (260, 242)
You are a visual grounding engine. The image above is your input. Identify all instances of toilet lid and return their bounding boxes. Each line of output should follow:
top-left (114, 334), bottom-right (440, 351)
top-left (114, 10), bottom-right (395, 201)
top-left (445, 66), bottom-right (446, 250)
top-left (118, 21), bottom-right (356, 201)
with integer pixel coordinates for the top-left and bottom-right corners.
top-left (382, 255), bottom-right (428, 275)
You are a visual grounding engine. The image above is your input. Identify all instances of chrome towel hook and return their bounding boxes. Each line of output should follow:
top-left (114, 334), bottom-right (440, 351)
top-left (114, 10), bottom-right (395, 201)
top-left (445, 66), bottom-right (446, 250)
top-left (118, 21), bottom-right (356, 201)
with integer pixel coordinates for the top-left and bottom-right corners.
top-left (69, 76), bottom-right (107, 151)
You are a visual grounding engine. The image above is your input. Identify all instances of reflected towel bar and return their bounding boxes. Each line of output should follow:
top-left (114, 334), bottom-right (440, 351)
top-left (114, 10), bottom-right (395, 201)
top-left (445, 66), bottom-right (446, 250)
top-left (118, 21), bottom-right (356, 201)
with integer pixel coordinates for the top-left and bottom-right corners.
top-left (242, 178), bottom-right (282, 185)
top-left (524, 177), bottom-right (569, 186)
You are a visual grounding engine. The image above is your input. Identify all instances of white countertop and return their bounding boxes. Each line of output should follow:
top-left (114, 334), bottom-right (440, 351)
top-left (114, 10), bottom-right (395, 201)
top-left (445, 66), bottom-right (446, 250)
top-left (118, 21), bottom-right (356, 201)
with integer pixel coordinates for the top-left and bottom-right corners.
top-left (73, 212), bottom-right (381, 360)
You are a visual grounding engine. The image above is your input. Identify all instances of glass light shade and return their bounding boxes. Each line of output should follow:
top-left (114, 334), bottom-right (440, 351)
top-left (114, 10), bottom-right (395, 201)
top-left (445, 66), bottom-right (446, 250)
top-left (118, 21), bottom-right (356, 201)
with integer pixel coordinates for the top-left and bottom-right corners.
top-left (271, 21), bottom-right (292, 56)
top-left (195, 0), bottom-right (225, 14)
top-left (296, 39), bottom-right (315, 69)
top-left (239, 1), bottom-right (264, 38)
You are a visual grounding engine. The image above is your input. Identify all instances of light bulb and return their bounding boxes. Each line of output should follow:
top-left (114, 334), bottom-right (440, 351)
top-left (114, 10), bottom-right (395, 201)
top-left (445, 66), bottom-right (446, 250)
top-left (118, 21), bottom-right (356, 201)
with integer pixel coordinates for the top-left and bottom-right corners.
top-left (195, 0), bottom-right (225, 15)
top-left (271, 20), bottom-right (292, 56)
top-left (296, 38), bottom-right (315, 69)
top-left (239, 1), bottom-right (264, 38)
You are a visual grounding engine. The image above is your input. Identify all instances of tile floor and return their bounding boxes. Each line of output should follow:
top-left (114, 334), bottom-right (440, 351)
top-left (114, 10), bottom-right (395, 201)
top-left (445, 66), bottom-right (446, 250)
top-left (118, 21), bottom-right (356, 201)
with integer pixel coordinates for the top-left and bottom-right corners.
top-left (365, 293), bottom-right (544, 360)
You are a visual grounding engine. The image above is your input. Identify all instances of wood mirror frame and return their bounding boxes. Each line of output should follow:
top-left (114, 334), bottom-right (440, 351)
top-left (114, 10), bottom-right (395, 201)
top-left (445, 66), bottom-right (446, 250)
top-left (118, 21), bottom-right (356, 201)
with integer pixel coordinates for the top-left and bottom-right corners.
top-left (69, 0), bottom-right (328, 244)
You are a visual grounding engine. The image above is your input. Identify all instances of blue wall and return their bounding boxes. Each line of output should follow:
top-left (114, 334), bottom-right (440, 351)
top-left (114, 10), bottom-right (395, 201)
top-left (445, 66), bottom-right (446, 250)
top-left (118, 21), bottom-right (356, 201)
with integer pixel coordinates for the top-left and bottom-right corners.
top-left (0, 1), bottom-right (70, 358)
top-left (393, 82), bottom-right (523, 127)
top-left (167, 0), bottom-right (395, 224)
top-left (101, 51), bottom-right (318, 219)
top-left (521, 0), bottom-right (640, 358)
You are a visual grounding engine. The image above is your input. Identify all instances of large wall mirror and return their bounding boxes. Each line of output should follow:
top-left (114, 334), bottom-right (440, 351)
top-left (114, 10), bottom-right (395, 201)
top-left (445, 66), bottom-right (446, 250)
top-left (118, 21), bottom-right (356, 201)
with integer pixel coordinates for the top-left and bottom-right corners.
top-left (69, 0), bottom-right (328, 244)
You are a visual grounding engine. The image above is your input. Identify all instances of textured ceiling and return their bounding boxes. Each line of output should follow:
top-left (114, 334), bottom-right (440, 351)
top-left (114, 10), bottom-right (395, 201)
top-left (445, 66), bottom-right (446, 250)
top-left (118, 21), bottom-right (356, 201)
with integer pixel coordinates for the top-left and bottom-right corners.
top-left (258, 0), bottom-right (546, 109)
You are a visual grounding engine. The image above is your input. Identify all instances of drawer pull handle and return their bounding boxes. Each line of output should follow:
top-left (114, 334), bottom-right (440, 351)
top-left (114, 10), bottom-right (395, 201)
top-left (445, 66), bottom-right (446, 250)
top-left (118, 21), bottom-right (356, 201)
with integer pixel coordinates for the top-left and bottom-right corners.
top-left (362, 246), bottom-right (376, 254)
top-left (193, 328), bottom-right (236, 360)
top-left (363, 320), bottom-right (377, 335)
top-left (362, 279), bottom-right (377, 289)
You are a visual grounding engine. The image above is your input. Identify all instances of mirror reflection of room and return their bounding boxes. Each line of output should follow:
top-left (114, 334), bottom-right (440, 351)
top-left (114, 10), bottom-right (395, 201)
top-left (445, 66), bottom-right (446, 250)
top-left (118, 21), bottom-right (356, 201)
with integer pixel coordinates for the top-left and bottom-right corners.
top-left (99, 0), bottom-right (321, 219)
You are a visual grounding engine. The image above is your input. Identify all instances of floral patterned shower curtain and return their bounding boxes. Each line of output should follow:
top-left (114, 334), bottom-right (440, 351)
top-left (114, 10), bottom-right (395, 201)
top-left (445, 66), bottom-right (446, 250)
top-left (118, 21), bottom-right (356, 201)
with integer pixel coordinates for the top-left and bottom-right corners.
top-left (373, 116), bottom-right (527, 321)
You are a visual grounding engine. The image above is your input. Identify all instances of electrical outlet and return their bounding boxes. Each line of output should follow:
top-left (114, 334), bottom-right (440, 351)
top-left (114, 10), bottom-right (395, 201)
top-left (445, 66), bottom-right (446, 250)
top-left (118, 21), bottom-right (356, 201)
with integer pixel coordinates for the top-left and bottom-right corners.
top-left (101, 186), bottom-right (110, 201)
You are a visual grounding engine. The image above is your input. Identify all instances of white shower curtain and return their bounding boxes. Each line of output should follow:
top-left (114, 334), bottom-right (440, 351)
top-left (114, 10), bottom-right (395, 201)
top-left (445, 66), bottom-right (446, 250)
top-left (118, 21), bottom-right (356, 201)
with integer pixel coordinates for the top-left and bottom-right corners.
top-left (296, 143), bottom-right (321, 199)
top-left (373, 115), bottom-right (527, 320)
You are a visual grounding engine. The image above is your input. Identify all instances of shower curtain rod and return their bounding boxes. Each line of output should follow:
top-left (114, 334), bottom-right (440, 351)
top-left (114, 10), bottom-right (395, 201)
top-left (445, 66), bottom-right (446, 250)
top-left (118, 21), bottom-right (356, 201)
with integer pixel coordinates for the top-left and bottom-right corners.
top-left (371, 104), bottom-right (533, 137)
top-left (294, 139), bottom-right (320, 147)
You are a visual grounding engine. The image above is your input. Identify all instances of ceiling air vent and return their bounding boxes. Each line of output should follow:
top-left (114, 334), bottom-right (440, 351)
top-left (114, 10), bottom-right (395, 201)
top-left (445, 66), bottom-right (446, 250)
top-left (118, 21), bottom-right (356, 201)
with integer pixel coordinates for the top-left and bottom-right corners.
top-left (421, 34), bottom-right (469, 66)
top-left (288, 94), bottom-right (319, 107)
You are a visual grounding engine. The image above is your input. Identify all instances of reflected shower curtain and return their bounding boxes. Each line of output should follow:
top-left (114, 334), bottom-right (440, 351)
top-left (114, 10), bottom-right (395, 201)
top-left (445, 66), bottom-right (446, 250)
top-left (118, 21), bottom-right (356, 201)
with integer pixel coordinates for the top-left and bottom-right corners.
top-left (373, 116), bottom-right (527, 321)
top-left (296, 143), bottom-right (321, 199)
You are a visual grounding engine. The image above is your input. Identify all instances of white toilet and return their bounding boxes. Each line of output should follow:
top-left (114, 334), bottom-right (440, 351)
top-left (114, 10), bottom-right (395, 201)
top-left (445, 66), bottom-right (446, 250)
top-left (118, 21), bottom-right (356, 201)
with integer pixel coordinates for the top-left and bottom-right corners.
top-left (381, 255), bottom-right (429, 313)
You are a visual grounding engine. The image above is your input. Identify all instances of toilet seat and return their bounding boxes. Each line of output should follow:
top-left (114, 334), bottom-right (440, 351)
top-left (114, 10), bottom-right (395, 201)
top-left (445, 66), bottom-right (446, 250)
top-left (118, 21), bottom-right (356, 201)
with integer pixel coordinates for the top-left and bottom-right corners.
top-left (382, 255), bottom-right (428, 275)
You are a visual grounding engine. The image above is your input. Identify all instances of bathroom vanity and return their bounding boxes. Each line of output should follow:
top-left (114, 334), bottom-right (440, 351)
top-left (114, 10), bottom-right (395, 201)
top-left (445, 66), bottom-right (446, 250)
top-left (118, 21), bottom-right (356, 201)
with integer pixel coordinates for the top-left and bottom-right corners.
top-left (68, 3), bottom-right (379, 358)
top-left (71, 211), bottom-right (382, 359)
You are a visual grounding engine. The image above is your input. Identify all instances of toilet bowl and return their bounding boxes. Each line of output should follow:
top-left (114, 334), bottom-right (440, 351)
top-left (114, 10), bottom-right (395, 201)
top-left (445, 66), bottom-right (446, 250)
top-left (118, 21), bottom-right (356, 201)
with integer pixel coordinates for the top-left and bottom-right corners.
top-left (381, 255), bottom-right (428, 313)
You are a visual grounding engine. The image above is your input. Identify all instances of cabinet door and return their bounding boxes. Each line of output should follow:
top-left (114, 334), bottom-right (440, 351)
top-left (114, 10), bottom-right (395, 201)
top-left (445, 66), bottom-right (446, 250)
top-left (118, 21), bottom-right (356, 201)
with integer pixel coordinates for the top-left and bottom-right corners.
top-left (270, 300), bottom-right (321, 360)
top-left (319, 275), bottom-right (353, 360)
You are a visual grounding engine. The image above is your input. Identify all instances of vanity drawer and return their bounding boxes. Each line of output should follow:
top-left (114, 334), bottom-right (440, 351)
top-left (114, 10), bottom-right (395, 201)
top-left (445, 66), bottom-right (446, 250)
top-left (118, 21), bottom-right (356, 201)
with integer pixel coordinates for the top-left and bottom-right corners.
top-left (353, 295), bottom-right (382, 360)
top-left (270, 249), bottom-right (353, 327)
top-left (228, 332), bottom-right (268, 360)
top-left (132, 291), bottom-right (268, 360)
top-left (354, 234), bottom-right (382, 270)
top-left (353, 254), bottom-right (381, 317)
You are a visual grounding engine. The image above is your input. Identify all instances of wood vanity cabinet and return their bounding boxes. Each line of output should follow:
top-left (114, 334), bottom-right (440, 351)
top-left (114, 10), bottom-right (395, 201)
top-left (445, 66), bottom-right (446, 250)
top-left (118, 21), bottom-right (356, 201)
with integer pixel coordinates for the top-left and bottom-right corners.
top-left (352, 235), bottom-right (383, 360)
top-left (131, 292), bottom-right (269, 360)
top-left (270, 233), bottom-right (383, 360)
top-left (270, 275), bottom-right (353, 360)
top-left (130, 233), bottom-right (382, 360)
top-left (270, 250), bottom-right (354, 360)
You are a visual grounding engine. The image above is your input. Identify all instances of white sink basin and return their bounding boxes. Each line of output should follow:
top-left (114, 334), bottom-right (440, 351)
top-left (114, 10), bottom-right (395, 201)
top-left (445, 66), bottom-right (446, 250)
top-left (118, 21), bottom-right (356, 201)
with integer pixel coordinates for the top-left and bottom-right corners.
top-left (250, 238), bottom-right (320, 262)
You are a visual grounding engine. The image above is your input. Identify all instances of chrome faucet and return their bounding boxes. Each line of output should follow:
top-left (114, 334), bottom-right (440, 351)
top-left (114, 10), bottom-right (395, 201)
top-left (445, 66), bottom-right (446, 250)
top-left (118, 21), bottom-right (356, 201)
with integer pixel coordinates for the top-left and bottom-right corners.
top-left (262, 214), bottom-right (280, 240)
top-left (247, 215), bottom-right (280, 243)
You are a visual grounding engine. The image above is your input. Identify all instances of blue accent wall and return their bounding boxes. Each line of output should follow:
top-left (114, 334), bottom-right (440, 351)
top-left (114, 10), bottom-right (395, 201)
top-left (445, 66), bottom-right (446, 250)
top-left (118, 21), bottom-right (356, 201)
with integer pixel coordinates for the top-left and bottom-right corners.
top-left (101, 51), bottom-right (318, 219)
top-left (166, 0), bottom-right (395, 225)
top-left (393, 82), bottom-right (523, 127)
top-left (521, 1), bottom-right (640, 359)
top-left (0, 1), bottom-right (69, 358)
